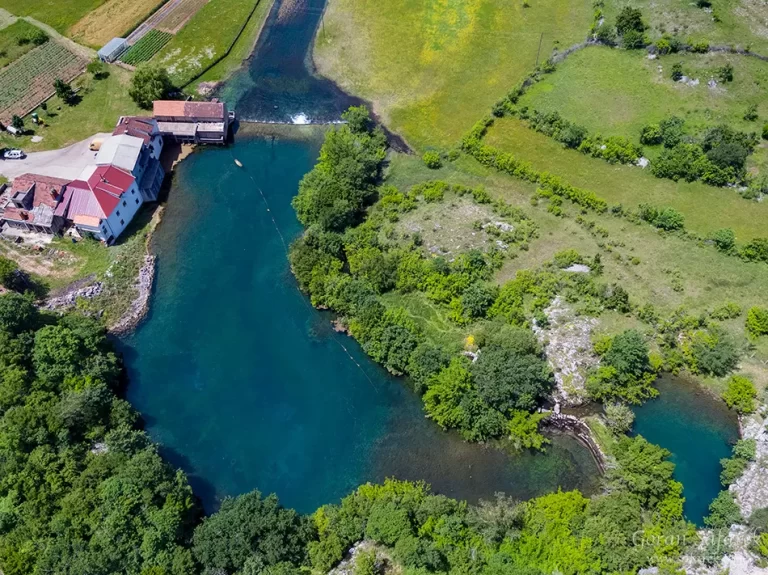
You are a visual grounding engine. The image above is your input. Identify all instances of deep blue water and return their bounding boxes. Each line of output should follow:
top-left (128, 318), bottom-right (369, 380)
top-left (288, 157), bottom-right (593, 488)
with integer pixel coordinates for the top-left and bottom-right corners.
top-left (633, 374), bottom-right (739, 525)
top-left (122, 129), bottom-right (600, 513)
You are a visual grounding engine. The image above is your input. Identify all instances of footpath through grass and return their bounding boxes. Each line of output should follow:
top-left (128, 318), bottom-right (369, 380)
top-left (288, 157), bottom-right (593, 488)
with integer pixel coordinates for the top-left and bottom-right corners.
top-left (313, 0), bottom-right (593, 149)
top-left (484, 116), bottom-right (768, 240)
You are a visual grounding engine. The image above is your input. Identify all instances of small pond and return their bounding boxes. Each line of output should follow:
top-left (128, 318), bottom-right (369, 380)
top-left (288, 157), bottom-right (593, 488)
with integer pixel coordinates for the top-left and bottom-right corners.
top-left (633, 373), bottom-right (740, 525)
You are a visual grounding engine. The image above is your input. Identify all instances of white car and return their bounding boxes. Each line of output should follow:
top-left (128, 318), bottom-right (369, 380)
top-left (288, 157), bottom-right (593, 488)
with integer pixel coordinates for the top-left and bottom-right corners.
top-left (3, 149), bottom-right (25, 160)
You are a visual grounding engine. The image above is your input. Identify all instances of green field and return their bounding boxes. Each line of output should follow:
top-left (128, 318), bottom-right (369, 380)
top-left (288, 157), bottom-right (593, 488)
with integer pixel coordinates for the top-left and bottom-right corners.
top-left (155, 0), bottom-right (261, 86)
top-left (188, 0), bottom-right (273, 92)
top-left (484, 116), bottom-right (768, 240)
top-left (0, 20), bottom-right (48, 68)
top-left (314, 0), bottom-right (594, 149)
top-left (0, 67), bottom-right (141, 152)
top-left (386, 152), bottom-right (768, 320)
top-left (0, 0), bottom-right (106, 33)
top-left (603, 0), bottom-right (768, 55)
top-left (520, 46), bottom-right (768, 144)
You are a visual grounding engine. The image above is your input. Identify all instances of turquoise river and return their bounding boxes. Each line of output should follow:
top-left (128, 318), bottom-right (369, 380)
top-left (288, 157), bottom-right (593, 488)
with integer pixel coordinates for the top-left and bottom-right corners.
top-left (120, 0), bottom-right (738, 522)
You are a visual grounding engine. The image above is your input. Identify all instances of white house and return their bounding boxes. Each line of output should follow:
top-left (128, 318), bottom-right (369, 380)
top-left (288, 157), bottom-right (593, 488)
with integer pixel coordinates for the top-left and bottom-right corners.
top-left (62, 164), bottom-right (143, 244)
top-left (98, 117), bottom-right (165, 201)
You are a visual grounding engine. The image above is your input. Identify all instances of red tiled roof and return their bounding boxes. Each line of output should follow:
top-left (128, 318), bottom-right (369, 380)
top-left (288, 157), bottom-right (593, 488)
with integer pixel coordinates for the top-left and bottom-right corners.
top-left (2, 174), bottom-right (70, 224)
top-left (153, 100), bottom-right (224, 120)
top-left (113, 116), bottom-right (157, 145)
top-left (66, 166), bottom-right (134, 224)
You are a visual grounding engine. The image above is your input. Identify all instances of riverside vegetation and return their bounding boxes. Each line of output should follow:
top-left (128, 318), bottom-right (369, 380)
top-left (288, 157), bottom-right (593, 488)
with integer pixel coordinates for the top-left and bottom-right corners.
top-left (0, 105), bottom-right (750, 575)
top-left (297, 0), bottom-right (768, 568)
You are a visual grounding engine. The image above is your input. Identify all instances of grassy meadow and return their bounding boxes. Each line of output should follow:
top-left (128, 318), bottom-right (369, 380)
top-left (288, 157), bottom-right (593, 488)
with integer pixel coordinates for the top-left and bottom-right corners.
top-left (603, 0), bottom-right (768, 55)
top-left (187, 0), bottom-right (273, 92)
top-left (0, 20), bottom-right (48, 67)
top-left (386, 152), bottom-right (768, 319)
top-left (313, 0), bottom-right (594, 149)
top-left (0, 0), bottom-right (107, 34)
top-left (483, 116), bottom-right (768, 240)
top-left (155, 0), bottom-right (261, 86)
top-left (520, 46), bottom-right (768, 143)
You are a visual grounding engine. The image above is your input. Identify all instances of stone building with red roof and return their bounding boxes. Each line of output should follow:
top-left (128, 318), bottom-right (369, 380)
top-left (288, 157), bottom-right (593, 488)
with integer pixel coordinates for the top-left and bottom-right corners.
top-left (62, 164), bottom-right (143, 243)
top-left (0, 174), bottom-right (70, 235)
top-left (153, 100), bottom-right (232, 144)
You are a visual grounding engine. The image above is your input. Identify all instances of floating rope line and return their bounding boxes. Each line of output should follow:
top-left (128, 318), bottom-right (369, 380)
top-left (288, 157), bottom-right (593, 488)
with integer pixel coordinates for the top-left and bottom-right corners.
top-left (230, 151), bottom-right (380, 394)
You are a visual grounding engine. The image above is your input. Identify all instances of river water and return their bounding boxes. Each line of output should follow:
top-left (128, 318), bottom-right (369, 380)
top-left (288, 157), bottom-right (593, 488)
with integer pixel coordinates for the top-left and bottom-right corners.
top-left (121, 128), bottom-right (599, 512)
top-left (119, 0), bottom-right (603, 512)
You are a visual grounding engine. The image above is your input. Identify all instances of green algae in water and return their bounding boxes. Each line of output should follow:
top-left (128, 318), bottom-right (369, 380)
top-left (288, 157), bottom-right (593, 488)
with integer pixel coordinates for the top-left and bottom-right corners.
top-left (122, 129), bottom-right (599, 513)
top-left (633, 374), bottom-right (739, 525)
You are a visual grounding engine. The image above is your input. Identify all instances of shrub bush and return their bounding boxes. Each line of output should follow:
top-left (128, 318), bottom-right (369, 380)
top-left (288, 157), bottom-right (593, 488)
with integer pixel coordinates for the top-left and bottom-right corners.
top-left (721, 375), bottom-right (757, 414)
top-left (671, 62), bottom-right (683, 81)
top-left (640, 124), bottom-right (662, 145)
top-left (423, 151), bottom-right (442, 169)
top-left (746, 307), bottom-right (768, 338)
top-left (711, 228), bottom-right (736, 252)
top-left (741, 238), bottom-right (768, 262)
top-left (616, 7), bottom-right (645, 35)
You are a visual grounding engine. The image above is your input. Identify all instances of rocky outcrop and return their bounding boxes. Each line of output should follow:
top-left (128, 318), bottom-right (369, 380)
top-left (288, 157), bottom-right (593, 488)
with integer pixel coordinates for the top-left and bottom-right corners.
top-left (534, 297), bottom-right (599, 406)
top-left (44, 280), bottom-right (104, 310)
top-left (109, 255), bottom-right (155, 335)
top-left (731, 414), bottom-right (768, 518)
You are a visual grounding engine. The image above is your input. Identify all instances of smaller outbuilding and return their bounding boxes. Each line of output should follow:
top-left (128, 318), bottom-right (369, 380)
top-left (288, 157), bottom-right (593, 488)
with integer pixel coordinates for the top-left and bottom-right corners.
top-left (153, 100), bottom-right (232, 144)
top-left (98, 38), bottom-right (128, 63)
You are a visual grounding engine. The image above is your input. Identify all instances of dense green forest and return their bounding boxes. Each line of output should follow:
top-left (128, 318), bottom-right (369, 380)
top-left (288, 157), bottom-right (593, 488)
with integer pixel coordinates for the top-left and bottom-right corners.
top-left (0, 288), bottom-right (693, 575)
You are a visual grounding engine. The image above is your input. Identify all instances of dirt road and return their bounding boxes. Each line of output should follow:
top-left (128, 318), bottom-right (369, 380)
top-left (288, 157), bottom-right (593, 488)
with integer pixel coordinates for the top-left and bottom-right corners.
top-left (0, 133), bottom-right (109, 181)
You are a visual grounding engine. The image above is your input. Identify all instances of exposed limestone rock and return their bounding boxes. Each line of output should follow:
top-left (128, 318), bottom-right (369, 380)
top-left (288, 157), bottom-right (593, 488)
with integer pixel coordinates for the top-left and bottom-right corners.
top-left (109, 255), bottom-right (156, 334)
top-left (534, 297), bottom-right (598, 406)
top-left (731, 413), bottom-right (768, 518)
top-left (44, 281), bottom-right (104, 310)
top-left (682, 413), bottom-right (768, 574)
top-left (328, 541), bottom-right (393, 575)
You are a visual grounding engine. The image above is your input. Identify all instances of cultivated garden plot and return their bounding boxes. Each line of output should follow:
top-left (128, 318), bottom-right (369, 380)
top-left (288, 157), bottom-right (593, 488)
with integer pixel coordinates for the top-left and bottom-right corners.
top-left (119, 30), bottom-right (173, 65)
top-left (0, 40), bottom-right (86, 125)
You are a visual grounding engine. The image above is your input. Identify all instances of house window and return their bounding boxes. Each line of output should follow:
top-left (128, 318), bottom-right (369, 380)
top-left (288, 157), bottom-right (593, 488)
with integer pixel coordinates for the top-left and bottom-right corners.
top-left (123, 200), bottom-right (127, 207)
top-left (116, 210), bottom-right (120, 217)
top-left (120, 219), bottom-right (125, 226)
top-left (131, 188), bottom-right (135, 194)
top-left (135, 198), bottom-right (139, 204)
top-left (101, 226), bottom-right (107, 235)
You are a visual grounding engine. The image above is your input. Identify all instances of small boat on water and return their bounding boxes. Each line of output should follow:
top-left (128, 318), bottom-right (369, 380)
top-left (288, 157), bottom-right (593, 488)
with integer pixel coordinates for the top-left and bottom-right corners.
top-left (234, 159), bottom-right (243, 167)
